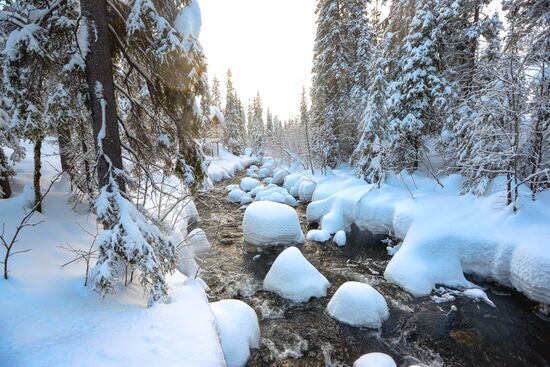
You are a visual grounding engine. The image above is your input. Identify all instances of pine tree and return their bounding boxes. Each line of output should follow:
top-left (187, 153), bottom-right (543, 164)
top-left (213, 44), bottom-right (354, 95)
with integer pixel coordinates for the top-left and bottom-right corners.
top-left (211, 76), bottom-right (222, 109)
top-left (300, 88), bottom-right (314, 173)
top-left (250, 92), bottom-right (266, 157)
top-left (222, 69), bottom-right (246, 155)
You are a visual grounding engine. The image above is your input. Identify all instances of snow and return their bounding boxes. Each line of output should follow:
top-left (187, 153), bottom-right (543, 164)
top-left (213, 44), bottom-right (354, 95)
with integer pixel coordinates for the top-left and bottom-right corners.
top-left (327, 281), bottom-right (389, 328)
top-left (334, 230), bottom-right (346, 247)
top-left (463, 288), bottom-right (496, 307)
top-left (240, 177), bottom-right (261, 192)
top-left (228, 189), bottom-right (246, 203)
top-left (175, 0), bottom-right (202, 38)
top-left (300, 167), bottom-right (550, 305)
top-left (271, 168), bottom-right (289, 185)
top-left (207, 147), bottom-right (255, 183)
top-left (210, 299), bottom-right (260, 367)
top-left (263, 247), bottom-right (330, 303)
top-left (250, 185), bottom-right (266, 197)
top-left (353, 352), bottom-right (397, 367)
top-left (255, 186), bottom-right (297, 207)
top-left (306, 229), bottom-right (331, 243)
top-left (243, 201), bottom-right (304, 248)
top-left (0, 141), bottom-right (225, 367)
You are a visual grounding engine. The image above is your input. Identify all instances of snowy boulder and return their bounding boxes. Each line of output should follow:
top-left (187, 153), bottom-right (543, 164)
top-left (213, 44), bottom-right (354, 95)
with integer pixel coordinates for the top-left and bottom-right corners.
top-left (353, 353), bottom-right (396, 367)
top-left (228, 189), bottom-right (246, 203)
top-left (240, 177), bottom-right (262, 192)
top-left (334, 231), bottom-right (346, 247)
top-left (226, 184), bottom-right (240, 192)
top-left (271, 168), bottom-right (289, 185)
top-left (327, 282), bottom-right (389, 328)
top-left (306, 229), bottom-right (331, 243)
top-left (298, 180), bottom-right (316, 202)
top-left (210, 300), bottom-right (260, 367)
top-left (246, 168), bottom-right (258, 178)
top-left (243, 201), bottom-right (304, 248)
top-left (263, 247), bottom-right (330, 302)
top-left (256, 187), bottom-right (297, 206)
top-left (250, 185), bottom-right (266, 197)
top-left (240, 194), bottom-right (253, 204)
top-left (285, 195), bottom-right (297, 207)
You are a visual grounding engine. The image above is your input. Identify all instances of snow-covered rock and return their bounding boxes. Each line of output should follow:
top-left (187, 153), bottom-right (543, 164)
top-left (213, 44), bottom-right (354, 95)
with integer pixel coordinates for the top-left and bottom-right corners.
top-left (228, 189), bottom-right (246, 203)
top-left (240, 194), bottom-right (253, 204)
top-left (271, 168), bottom-right (289, 185)
top-left (255, 186), bottom-right (297, 207)
top-left (210, 300), bottom-right (260, 367)
top-left (263, 247), bottom-right (330, 302)
top-left (334, 231), bottom-right (346, 247)
top-left (240, 177), bottom-right (261, 192)
top-left (250, 185), bottom-right (266, 197)
top-left (353, 353), bottom-right (396, 367)
top-left (306, 229), bottom-right (331, 243)
top-left (226, 184), bottom-right (239, 191)
top-left (327, 282), bottom-right (389, 328)
top-left (243, 202), bottom-right (304, 248)
top-left (185, 228), bottom-right (211, 257)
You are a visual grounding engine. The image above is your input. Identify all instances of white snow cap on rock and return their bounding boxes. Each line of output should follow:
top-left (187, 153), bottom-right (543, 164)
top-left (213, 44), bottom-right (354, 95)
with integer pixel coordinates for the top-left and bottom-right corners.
top-left (210, 300), bottom-right (260, 367)
top-left (228, 189), bottom-right (246, 203)
top-left (243, 201), bottom-right (304, 248)
top-left (306, 229), bottom-right (331, 243)
top-left (353, 352), bottom-right (396, 367)
top-left (240, 177), bottom-right (262, 192)
top-left (327, 282), bottom-right (389, 328)
top-left (263, 247), bottom-right (330, 302)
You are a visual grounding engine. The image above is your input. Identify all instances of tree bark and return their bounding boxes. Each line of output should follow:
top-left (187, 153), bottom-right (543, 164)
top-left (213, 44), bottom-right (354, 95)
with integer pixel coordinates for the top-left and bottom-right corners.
top-left (34, 138), bottom-right (42, 212)
top-left (0, 148), bottom-right (11, 199)
top-left (80, 0), bottom-right (126, 193)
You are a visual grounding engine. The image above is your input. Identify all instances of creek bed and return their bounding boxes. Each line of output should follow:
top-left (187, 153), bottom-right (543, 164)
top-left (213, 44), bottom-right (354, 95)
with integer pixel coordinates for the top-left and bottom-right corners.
top-left (195, 173), bottom-right (550, 367)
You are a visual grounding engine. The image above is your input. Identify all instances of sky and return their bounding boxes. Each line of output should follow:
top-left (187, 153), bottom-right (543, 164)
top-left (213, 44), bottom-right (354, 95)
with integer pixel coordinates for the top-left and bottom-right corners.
top-left (199, 0), bottom-right (317, 120)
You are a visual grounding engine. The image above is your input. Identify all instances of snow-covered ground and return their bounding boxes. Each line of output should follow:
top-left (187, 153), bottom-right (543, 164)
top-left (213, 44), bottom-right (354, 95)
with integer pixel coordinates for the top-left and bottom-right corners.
top-left (243, 158), bottom-right (550, 306)
top-left (0, 142), bottom-right (231, 366)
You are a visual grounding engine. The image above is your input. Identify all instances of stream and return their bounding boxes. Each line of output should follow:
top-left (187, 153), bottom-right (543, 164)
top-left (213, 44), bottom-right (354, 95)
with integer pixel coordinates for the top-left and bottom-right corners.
top-left (194, 172), bottom-right (550, 367)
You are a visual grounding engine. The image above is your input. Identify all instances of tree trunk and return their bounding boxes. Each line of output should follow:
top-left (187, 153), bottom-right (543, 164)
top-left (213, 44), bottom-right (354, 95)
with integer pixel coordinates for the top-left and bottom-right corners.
top-left (80, 0), bottom-right (126, 194)
top-left (34, 138), bottom-right (43, 212)
top-left (0, 148), bottom-right (11, 199)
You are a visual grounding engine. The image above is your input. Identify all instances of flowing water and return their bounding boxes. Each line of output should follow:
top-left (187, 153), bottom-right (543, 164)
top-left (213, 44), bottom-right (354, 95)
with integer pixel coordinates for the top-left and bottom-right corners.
top-left (194, 173), bottom-right (550, 367)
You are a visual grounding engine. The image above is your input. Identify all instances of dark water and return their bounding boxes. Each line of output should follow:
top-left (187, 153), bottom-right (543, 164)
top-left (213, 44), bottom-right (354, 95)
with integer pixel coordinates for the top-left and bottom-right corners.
top-left (195, 174), bottom-right (550, 367)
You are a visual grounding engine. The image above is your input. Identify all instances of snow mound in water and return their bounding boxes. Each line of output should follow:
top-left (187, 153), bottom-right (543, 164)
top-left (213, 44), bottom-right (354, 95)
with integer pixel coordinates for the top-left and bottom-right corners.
top-left (256, 186), bottom-right (297, 207)
top-left (240, 177), bottom-right (261, 192)
top-left (227, 189), bottom-right (246, 203)
top-left (334, 230), bottom-right (346, 247)
top-left (327, 282), bottom-right (389, 328)
top-left (306, 229), bottom-right (331, 243)
top-left (243, 202), bottom-right (304, 248)
top-left (353, 352), bottom-right (396, 367)
top-left (263, 247), bottom-right (330, 302)
top-left (210, 300), bottom-right (260, 367)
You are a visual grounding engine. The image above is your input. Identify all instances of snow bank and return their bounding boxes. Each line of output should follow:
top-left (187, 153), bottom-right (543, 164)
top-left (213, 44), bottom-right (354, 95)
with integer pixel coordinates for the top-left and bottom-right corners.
top-left (304, 168), bottom-right (550, 305)
top-left (353, 353), bottom-right (396, 367)
top-left (263, 247), bottom-right (330, 302)
top-left (0, 142), bottom-right (225, 367)
top-left (327, 282), bottom-right (389, 328)
top-left (210, 300), bottom-right (260, 367)
top-left (243, 202), bottom-right (304, 248)
top-left (240, 177), bottom-right (261, 192)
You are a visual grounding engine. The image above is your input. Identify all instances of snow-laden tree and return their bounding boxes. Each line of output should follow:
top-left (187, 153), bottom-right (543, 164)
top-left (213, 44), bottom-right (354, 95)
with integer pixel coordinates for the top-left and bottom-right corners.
top-left (0, 0), bottom-right (208, 302)
top-left (300, 88), bottom-right (314, 173)
top-left (211, 76), bottom-right (222, 109)
top-left (222, 69), bottom-right (246, 155)
top-left (311, 0), bottom-right (349, 169)
top-left (385, 0), bottom-right (450, 171)
top-left (249, 92), bottom-right (266, 157)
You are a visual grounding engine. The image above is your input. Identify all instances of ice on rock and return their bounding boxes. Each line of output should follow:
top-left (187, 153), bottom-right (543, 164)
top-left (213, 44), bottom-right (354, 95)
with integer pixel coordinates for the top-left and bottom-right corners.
top-left (327, 281), bottom-right (389, 328)
top-left (334, 230), bottom-right (346, 247)
top-left (353, 352), bottom-right (396, 367)
top-left (306, 229), bottom-right (331, 243)
top-left (210, 300), bottom-right (260, 367)
top-left (228, 189), bottom-right (246, 203)
top-left (463, 288), bottom-right (496, 307)
top-left (263, 247), bottom-right (330, 302)
top-left (243, 201), bottom-right (304, 248)
top-left (240, 177), bottom-right (262, 192)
